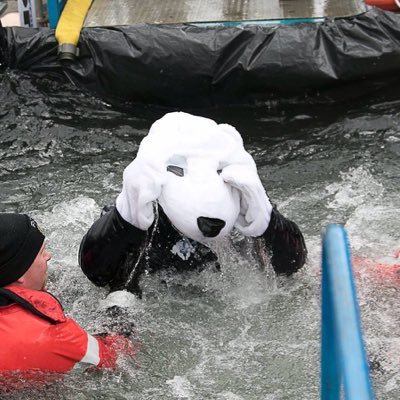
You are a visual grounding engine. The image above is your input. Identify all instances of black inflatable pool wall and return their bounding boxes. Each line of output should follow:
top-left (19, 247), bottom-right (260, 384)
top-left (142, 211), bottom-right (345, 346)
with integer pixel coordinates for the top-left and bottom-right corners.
top-left (1, 8), bottom-right (400, 107)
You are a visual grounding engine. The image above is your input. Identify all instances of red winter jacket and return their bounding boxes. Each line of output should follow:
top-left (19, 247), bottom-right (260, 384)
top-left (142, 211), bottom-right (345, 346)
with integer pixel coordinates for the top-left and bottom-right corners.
top-left (0, 285), bottom-right (133, 373)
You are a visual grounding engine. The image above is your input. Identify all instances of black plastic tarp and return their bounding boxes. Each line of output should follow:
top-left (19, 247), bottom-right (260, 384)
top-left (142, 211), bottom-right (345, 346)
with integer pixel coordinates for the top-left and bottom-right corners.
top-left (1, 8), bottom-right (400, 107)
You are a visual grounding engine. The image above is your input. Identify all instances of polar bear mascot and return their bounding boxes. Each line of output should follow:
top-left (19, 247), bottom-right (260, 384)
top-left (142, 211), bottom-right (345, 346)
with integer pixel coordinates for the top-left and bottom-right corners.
top-left (79, 112), bottom-right (307, 296)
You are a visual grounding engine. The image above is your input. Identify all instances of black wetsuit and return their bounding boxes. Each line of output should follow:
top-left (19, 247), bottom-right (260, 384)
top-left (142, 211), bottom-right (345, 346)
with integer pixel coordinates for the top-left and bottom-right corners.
top-left (79, 205), bottom-right (307, 296)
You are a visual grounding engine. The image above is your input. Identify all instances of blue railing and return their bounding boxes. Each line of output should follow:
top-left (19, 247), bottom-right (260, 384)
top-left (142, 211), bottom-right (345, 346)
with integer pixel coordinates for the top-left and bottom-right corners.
top-left (320, 224), bottom-right (374, 400)
top-left (47, 0), bottom-right (65, 28)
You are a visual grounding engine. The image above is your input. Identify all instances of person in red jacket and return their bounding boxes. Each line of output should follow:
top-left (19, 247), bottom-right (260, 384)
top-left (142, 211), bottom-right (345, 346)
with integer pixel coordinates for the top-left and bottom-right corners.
top-left (0, 213), bottom-right (136, 376)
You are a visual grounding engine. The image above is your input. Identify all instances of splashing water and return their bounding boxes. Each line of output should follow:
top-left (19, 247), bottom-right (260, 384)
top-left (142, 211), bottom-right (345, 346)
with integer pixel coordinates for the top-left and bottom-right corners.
top-left (0, 70), bottom-right (399, 399)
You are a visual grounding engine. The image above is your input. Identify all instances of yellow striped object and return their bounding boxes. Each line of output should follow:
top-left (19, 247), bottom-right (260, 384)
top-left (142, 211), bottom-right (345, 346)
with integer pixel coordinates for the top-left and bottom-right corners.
top-left (55, 0), bottom-right (93, 61)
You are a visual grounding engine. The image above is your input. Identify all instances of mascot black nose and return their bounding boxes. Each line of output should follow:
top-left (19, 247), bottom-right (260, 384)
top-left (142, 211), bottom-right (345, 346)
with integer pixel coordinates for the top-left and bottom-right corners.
top-left (197, 217), bottom-right (226, 237)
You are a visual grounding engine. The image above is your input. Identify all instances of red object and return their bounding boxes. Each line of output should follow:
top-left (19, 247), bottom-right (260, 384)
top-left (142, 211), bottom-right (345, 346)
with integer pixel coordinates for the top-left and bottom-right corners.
top-left (0, 285), bottom-right (136, 375)
top-left (352, 249), bottom-right (400, 283)
top-left (97, 334), bottom-right (139, 368)
top-left (364, 0), bottom-right (400, 11)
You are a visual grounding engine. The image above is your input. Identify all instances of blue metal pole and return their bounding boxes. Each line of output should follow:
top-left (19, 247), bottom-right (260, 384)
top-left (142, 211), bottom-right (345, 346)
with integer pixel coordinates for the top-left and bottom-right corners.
top-left (320, 224), bottom-right (374, 400)
top-left (321, 254), bottom-right (340, 400)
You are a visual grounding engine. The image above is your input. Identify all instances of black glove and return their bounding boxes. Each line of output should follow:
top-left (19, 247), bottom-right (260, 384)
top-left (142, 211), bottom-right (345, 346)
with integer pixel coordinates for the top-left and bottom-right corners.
top-left (262, 207), bottom-right (307, 275)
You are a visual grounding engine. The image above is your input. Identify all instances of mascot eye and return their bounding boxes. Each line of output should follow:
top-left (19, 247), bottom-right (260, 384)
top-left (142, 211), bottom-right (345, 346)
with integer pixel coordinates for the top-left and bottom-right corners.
top-left (217, 169), bottom-right (223, 175)
top-left (167, 165), bottom-right (184, 177)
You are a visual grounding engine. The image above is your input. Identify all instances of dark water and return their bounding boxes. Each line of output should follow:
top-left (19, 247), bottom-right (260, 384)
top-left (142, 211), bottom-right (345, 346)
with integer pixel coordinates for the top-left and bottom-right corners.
top-left (0, 70), bottom-right (399, 399)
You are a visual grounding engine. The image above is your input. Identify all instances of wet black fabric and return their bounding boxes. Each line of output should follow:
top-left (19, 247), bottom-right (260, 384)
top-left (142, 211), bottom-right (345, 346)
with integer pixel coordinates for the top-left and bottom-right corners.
top-left (79, 206), bottom-right (220, 296)
top-left (262, 207), bottom-right (307, 275)
top-left (79, 206), bottom-right (147, 289)
top-left (2, 8), bottom-right (400, 106)
top-left (79, 206), bottom-right (307, 296)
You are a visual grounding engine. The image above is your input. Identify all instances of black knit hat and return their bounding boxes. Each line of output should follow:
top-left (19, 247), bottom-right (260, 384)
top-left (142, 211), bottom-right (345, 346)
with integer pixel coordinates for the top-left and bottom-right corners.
top-left (0, 213), bottom-right (45, 287)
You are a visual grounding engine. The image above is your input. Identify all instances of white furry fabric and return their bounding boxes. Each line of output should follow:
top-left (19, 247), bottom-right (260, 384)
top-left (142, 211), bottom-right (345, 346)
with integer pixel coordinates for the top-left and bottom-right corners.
top-left (116, 112), bottom-right (272, 241)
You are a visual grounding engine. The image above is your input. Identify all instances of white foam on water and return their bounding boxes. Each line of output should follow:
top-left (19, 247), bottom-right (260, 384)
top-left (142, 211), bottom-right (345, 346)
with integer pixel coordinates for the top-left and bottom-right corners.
top-left (325, 166), bottom-right (384, 210)
top-left (204, 237), bottom-right (278, 310)
top-left (216, 391), bottom-right (244, 400)
top-left (166, 375), bottom-right (193, 399)
top-left (98, 290), bottom-right (143, 311)
top-left (29, 197), bottom-right (112, 328)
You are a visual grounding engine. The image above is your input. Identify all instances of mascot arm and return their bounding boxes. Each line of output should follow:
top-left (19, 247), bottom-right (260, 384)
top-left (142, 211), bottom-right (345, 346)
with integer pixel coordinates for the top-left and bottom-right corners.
top-left (79, 207), bottom-right (147, 287)
top-left (261, 207), bottom-right (307, 275)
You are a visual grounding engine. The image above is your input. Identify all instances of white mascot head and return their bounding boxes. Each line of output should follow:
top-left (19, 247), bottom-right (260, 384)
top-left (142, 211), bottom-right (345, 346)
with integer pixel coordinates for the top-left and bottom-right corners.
top-left (116, 112), bottom-right (272, 242)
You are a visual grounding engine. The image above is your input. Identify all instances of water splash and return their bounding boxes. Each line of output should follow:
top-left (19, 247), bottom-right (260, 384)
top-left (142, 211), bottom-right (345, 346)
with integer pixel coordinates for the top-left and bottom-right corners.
top-left (1, 71), bottom-right (399, 399)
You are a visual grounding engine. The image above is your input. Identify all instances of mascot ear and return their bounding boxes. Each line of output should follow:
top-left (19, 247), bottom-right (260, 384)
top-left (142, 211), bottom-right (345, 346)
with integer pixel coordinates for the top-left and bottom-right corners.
top-left (221, 164), bottom-right (273, 237)
top-left (116, 158), bottom-right (165, 230)
top-left (218, 123), bottom-right (244, 145)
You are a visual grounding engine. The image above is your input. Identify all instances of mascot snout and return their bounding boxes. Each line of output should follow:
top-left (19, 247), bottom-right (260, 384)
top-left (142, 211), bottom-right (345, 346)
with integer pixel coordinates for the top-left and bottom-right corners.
top-left (197, 217), bottom-right (226, 237)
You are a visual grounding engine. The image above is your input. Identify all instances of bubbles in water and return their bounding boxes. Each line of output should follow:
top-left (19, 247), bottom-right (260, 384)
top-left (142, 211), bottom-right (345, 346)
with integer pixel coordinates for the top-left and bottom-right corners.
top-left (204, 237), bottom-right (277, 309)
top-left (166, 376), bottom-right (193, 398)
top-left (326, 166), bottom-right (384, 210)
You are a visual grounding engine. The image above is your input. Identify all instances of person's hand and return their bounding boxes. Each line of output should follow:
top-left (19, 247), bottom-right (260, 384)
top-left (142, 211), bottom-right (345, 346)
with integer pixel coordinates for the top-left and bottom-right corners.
top-left (95, 333), bottom-right (140, 368)
top-left (97, 290), bottom-right (141, 338)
